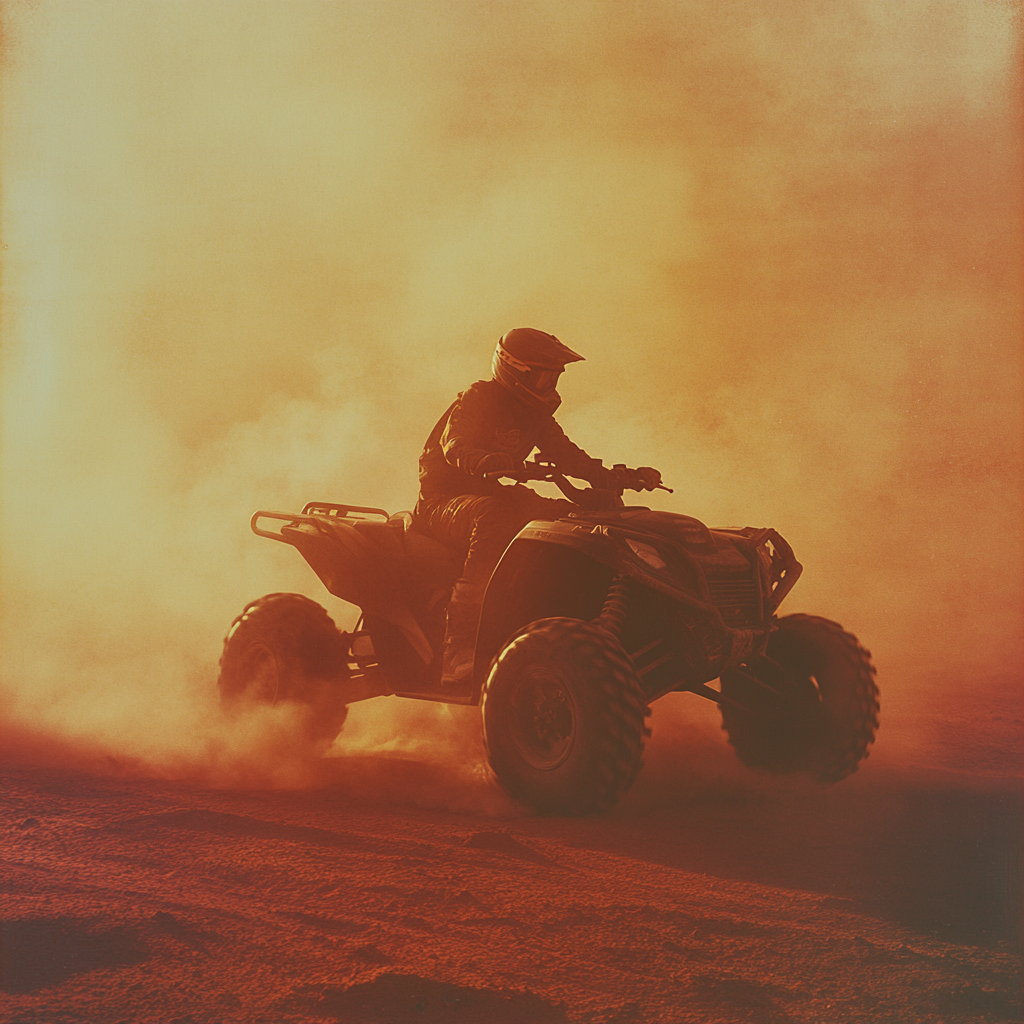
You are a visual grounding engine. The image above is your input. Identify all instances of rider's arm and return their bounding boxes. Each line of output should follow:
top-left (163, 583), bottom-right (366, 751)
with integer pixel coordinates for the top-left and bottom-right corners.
top-left (535, 418), bottom-right (607, 486)
top-left (440, 387), bottom-right (500, 477)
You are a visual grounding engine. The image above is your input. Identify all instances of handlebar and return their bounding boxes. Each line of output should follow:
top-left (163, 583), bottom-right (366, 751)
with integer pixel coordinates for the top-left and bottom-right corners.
top-left (483, 461), bottom-right (597, 505)
top-left (485, 460), bottom-right (671, 507)
top-left (483, 461), bottom-right (566, 485)
top-left (485, 460), bottom-right (671, 491)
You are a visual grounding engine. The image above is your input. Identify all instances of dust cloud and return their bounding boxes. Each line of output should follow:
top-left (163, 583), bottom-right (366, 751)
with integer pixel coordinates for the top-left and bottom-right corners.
top-left (1, 1), bottom-right (1021, 787)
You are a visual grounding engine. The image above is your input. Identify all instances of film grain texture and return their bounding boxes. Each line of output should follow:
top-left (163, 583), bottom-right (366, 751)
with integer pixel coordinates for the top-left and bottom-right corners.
top-left (1, 3), bottom-right (1021, 1022)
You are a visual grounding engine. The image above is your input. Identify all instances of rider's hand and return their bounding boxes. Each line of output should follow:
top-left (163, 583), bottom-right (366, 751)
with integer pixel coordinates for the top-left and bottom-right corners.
top-left (605, 465), bottom-right (663, 491)
top-left (477, 452), bottom-right (521, 477)
top-left (634, 467), bottom-right (663, 490)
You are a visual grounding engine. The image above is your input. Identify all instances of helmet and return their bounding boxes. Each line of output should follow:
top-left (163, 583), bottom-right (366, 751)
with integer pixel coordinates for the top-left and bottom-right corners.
top-left (491, 328), bottom-right (584, 413)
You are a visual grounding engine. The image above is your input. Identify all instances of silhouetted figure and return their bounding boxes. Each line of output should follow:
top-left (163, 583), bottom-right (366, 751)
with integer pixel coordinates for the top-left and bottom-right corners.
top-left (415, 328), bottom-right (661, 687)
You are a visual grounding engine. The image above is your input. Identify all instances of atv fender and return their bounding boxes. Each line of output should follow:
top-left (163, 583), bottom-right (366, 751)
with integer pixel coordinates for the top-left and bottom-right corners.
top-left (473, 518), bottom-right (748, 695)
top-left (282, 520), bottom-right (435, 663)
top-left (474, 522), bottom-right (620, 692)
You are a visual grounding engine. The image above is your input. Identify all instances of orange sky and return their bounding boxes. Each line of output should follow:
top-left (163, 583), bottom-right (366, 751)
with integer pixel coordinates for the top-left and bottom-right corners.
top-left (1, 0), bottom-right (1021, 763)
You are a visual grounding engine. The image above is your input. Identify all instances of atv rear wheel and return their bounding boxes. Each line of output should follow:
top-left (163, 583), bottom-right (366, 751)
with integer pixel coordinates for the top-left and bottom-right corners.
top-left (719, 614), bottom-right (879, 782)
top-left (482, 617), bottom-right (649, 815)
top-left (218, 593), bottom-right (350, 744)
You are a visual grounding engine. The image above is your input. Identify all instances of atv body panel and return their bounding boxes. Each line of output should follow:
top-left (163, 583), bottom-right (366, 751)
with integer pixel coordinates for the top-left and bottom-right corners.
top-left (474, 509), bottom-right (801, 703)
top-left (252, 503), bottom-right (463, 702)
top-left (249, 499), bottom-right (801, 709)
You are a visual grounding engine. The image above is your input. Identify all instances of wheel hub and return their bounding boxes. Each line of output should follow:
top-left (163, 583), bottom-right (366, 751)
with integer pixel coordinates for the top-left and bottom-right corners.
top-left (508, 670), bottom-right (576, 771)
top-left (243, 640), bottom-right (282, 704)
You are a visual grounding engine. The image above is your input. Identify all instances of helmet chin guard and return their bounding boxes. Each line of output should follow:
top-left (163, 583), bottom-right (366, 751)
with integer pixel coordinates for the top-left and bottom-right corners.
top-left (491, 328), bottom-right (584, 414)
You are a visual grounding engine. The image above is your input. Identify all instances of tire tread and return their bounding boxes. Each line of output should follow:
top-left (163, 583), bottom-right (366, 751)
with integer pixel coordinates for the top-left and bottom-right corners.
top-left (720, 613), bottom-right (879, 782)
top-left (218, 593), bottom-right (349, 742)
top-left (483, 617), bottom-right (649, 814)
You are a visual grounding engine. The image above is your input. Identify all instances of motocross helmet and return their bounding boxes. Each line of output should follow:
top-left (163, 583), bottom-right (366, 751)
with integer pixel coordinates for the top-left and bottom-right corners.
top-left (491, 328), bottom-right (584, 414)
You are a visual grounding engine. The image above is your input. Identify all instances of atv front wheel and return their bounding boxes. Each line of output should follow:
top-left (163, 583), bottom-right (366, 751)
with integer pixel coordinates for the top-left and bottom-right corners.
top-left (482, 617), bottom-right (649, 815)
top-left (218, 593), bottom-right (350, 744)
top-left (719, 614), bottom-right (879, 782)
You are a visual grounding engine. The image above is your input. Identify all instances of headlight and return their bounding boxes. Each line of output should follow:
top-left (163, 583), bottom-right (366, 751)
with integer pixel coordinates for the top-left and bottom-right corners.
top-left (626, 538), bottom-right (667, 569)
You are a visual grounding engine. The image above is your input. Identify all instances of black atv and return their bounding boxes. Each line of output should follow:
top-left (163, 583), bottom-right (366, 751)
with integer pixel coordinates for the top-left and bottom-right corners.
top-left (218, 462), bottom-right (879, 814)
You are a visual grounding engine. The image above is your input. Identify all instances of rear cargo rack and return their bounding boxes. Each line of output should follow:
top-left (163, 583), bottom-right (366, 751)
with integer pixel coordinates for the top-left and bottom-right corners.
top-left (251, 502), bottom-right (390, 543)
top-left (300, 502), bottom-right (389, 519)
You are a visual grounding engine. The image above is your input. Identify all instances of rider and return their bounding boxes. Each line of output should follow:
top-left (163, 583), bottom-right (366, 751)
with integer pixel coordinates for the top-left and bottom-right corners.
top-left (415, 328), bottom-right (662, 688)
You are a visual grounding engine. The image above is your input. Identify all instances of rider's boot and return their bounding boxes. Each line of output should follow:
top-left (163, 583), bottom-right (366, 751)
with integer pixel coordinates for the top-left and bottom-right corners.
top-left (440, 581), bottom-right (485, 689)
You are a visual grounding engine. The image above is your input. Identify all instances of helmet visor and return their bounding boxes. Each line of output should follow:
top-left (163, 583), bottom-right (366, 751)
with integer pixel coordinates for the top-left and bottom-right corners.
top-left (522, 368), bottom-right (561, 393)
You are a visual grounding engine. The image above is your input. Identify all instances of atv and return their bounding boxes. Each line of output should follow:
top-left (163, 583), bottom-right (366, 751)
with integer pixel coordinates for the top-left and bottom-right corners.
top-left (218, 462), bottom-right (879, 814)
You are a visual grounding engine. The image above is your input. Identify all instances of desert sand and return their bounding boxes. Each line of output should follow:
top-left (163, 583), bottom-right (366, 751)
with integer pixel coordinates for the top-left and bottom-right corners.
top-left (2, 667), bottom-right (1019, 1024)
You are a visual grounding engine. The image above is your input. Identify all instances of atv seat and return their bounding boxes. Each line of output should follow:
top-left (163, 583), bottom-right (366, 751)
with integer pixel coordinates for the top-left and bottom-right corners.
top-left (348, 517), bottom-right (462, 585)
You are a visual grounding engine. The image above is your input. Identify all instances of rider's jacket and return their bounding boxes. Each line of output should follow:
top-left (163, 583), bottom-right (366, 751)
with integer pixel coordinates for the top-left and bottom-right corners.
top-left (418, 379), bottom-right (603, 502)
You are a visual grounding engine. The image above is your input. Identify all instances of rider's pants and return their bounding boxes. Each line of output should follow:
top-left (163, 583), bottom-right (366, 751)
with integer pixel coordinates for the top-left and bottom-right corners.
top-left (414, 489), bottom-right (576, 677)
top-left (415, 488), bottom-right (577, 591)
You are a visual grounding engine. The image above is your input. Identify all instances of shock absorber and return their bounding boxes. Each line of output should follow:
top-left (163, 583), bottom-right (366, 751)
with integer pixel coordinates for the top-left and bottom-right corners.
top-left (595, 575), bottom-right (631, 637)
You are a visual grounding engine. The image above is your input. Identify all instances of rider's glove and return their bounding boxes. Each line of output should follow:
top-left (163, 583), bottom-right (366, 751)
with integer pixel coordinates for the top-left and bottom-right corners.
top-left (476, 452), bottom-right (520, 477)
top-left (634, 467), bottom-right (663, 490)
top-left (602, 465), bottom-right (663, 491)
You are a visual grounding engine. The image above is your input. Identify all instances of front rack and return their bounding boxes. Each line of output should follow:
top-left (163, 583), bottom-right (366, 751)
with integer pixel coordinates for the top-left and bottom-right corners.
top-left (747, 528), bottom-right (803, 612)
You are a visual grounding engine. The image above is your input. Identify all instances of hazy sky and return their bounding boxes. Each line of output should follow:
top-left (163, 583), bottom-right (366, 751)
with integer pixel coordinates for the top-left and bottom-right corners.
top-left (1, 0), bottom-right (1020, 765)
